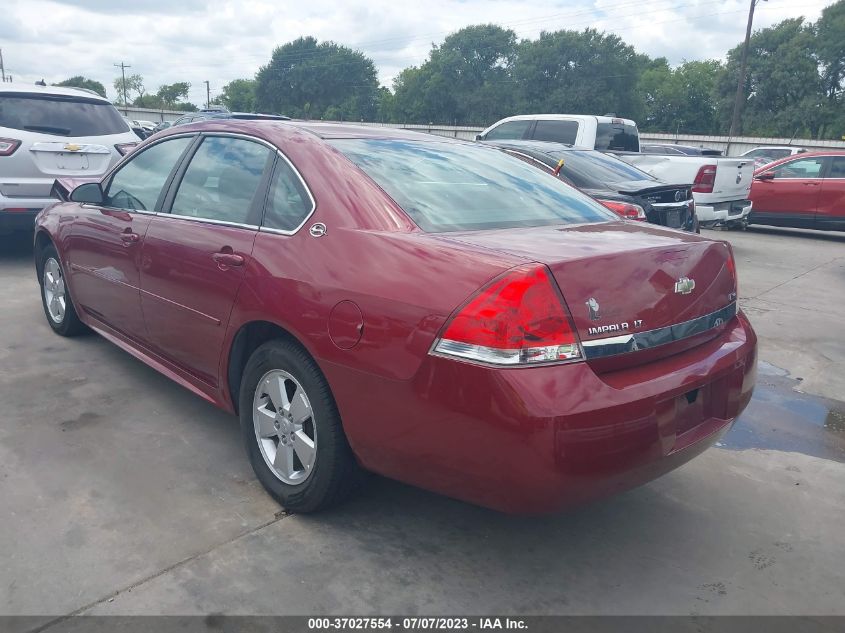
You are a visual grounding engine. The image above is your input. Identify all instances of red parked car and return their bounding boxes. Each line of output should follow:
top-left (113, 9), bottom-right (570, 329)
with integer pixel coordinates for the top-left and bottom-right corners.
top-left (749, 151), bottom-right (845, 231)
top-left (34, 121), bottom-right (757, 514)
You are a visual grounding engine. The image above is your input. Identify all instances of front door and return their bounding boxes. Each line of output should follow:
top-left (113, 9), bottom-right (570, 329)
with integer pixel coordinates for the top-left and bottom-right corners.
top-left (752, 156), bottom-right (826, 228)
top-left (139, 134), bottom-right (274, 386)
top-left (65, 135), bottom-right (194, 340)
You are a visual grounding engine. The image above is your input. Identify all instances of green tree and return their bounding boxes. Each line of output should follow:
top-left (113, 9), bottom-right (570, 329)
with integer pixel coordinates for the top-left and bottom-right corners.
top-left (219, 79), bottom-right (256, 112)
top-left (54, 76), bottom-right (107, 98)
top-left (156, 82), bottom-right (191, 108)
top-left (255, 37), bottom-right (380, 120)
top-left (392, 25), bottom-right (518, 125)
top-left (717, 18), bottom-right (825, 137)
top-left (815, 0), bottom-right (845, 137)
top-left (113, 73), bottom-right (146, 105)
top-left (513, 29), bottom-right (650, 124)
top-left (639, 59), bottom-right (722, 134)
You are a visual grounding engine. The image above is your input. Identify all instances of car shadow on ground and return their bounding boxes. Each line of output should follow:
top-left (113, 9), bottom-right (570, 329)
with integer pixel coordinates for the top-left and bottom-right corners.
top-left (0, 232), bottom-right (35, 263)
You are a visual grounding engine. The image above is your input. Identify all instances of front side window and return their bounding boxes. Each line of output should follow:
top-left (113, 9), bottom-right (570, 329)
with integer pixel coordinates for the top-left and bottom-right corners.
top-left (770, 157), bottom-right (825, 179)
top-left (484, 120), bottom-right (531, 141)
top-left (104, 136), bottom-right (193, 211)
top-left (532, 120), bottom-right (579, 145)
top-left (0, 93), bottom-right (129, 137)
top-left (263, 159), bottom-right (313, 232)
top-left (331, 138), bottom-right (614, 232)
top-left (170, 136), bottom-right (272, 224)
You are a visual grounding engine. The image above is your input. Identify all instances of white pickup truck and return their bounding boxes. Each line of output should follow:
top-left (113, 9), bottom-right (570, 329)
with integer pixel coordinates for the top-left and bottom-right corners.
top-left (477, 114), bottom-right (754, 228)
top-left (616, 154), bottom-right (753, 228)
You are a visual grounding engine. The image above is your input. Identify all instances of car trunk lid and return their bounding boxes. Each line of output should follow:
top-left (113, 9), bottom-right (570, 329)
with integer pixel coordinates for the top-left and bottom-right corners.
top-left (438, 222), bottom-right (737, 368)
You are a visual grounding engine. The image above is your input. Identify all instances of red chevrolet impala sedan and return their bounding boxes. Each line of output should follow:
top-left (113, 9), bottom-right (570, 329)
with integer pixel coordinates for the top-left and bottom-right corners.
top-left (33, 121), bottom-right (757, 514)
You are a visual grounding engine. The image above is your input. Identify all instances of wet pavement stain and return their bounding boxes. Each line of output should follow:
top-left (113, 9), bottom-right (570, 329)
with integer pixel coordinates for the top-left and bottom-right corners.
top-left (719, 361), bottom-right (845, 463)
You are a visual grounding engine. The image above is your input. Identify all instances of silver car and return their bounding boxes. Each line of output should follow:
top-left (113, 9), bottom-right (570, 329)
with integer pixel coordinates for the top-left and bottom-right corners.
top-left (0, 84), bottom-right (139, 234)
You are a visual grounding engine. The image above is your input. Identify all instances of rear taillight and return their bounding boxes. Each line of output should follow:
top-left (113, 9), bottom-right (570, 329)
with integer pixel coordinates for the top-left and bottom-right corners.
top-left (115, 142), bottom-right (138, 156)
top-left (726, 245), bottom-right (738, 298)
top-left (432, 264), bottom-right (582, 366)
top-left (692, 165), bottom-right (717, 193)
top-left (598, 199), bottom-right (646, 221)
top-left (0, 138), bottom-right (21, 156)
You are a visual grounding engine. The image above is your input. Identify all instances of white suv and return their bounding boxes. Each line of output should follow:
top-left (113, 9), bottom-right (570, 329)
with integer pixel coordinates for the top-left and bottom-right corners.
top-left (0, 84), bottom-right (139, 234)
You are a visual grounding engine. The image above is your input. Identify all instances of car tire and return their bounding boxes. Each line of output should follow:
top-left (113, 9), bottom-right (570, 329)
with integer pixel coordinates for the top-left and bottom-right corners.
top-left (239, 339), bottom-right (361, 513)
top-left (39, 244), bottom-right (87, 337)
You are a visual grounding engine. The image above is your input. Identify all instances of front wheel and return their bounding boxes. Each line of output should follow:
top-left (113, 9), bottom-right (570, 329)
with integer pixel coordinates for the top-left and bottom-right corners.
top-left (238, 339), bottom-right (360, 512)
top-left (39, 245), bottom-right (87, 336)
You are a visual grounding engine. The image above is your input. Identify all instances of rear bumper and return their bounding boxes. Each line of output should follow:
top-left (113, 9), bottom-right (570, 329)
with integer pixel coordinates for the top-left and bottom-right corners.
top-left (696, 199), bottom-right (752, 225)
top-left (324, 311), bottom-right (757, 514)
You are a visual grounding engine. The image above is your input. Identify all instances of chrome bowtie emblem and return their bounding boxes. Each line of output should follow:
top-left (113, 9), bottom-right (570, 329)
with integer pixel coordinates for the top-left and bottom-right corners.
top-left (586, 297), bottom-right (600, 320)
top-left (674, 277), bottom-right (696, 295)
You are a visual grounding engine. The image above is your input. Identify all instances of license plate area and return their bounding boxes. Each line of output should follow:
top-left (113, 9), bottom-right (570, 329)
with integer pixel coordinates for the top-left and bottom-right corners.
top-left (665, 209), bottom-right (682, 228)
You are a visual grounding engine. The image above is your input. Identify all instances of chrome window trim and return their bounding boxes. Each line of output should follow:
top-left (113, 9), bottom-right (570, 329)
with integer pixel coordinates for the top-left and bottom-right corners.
top-left (162, 131), bottom-right (316, 236)
top-left (164, 213), bottom-right (258, 230)
top-left (258, 148), bottom-right (317, 237)
top-left (582, 302), bottom-right (737, 359)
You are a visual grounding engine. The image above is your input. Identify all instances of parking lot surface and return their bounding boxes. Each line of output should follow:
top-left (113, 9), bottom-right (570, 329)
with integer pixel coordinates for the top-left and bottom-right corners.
top-left (1, 226), bottom-right (843, 621)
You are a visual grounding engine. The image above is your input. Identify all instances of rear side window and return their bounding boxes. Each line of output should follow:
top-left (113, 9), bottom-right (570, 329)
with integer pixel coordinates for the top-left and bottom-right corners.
top-left (0, 93), bottom-right (129, 137)
top-left (171, 136), bottom-right (272, 224)
top-left (552, 150), bottom-right (657, 189)
top-left (770, 157), bottom-right (825, 179)
top-left (105, 137), bottom-right (193, 211)
top-left (532, 120), bottom-right (579, 145)
top-left (484, 120), bottom-right (531, 141)
top-left (595, 122), bottom-right (639, 152)
top-left (263, 158), bottom-right (314, 232)
top-left (331, 138), bottom-right (613, 232)
top-left (828, 157), bottom-right (845, 178)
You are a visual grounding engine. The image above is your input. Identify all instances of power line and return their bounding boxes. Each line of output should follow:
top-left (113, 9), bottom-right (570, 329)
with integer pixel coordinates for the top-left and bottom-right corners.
top-left (114, 61), bottom-right (131, 107)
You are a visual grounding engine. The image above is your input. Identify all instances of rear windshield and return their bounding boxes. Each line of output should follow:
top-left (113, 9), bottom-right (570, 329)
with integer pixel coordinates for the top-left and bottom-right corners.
top-left (0, 93), bottom-right (129, 137)
top-left (595, 122), bottom-right (639, 152)
top-left (552, 149), bottom-right (657, 189)
top-left (330, 138), bottom-right (614, 232)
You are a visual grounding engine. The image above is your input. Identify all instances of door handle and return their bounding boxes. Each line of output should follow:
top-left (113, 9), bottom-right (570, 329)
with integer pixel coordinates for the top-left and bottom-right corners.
top-left (803, 182), bottom-right (820, 186)
top-left (212, 251), bottom-right (245, 268)
top-left (120, 232), bottom-right (140, 244)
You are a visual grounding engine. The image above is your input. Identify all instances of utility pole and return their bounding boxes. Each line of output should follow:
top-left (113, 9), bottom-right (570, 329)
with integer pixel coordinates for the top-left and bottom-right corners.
top-left (729, 0), bottom-right (766, 139)
top-left (204, 80), bottom-right (210, 109)
top-left (0, 49), bottom-right (6, 83)
top-left (114, 62), bottom-right (131, 109)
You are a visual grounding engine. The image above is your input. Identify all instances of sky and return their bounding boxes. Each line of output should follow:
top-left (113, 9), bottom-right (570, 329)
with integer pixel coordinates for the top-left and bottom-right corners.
top-left (0, 0), bottom-right (834, 107)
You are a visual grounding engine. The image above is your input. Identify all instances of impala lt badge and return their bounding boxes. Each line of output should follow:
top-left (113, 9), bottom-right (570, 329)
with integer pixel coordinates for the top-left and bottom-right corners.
top-left (586, 297), bottom-right (600, 321)
top-left (674, 277), bottom-right (696, 294)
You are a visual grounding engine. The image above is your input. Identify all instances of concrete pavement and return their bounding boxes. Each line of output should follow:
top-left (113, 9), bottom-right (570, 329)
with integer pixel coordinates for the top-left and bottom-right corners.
top-left (0, 226), bottom-right (843, 622)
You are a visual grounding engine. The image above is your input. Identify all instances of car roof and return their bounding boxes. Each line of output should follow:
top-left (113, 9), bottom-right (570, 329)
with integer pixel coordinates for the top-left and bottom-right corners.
top-left (0, 83), bottom-right (109, 101)
top-left (483, 139), bottom-right (579, 155)
top-left (488, 114), bottom-right (638, 126)
top-left (157, 119), bottom-right (461, 144)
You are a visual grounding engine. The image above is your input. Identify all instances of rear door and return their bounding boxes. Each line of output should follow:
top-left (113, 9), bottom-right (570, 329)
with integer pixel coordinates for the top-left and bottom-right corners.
top-left (816, 155), bottom-right (845, 231)
top-left (529, 120), bottom-right (580, 145)
top-left (752, 156), bottom-right (827, 228)
top-left (65, 135), bottom-right (194, 339)
top-left (139, 134), bottom-right (274, 386)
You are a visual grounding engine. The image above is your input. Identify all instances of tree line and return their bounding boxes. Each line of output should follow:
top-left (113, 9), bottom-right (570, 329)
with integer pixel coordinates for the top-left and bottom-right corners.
top-left (55, 0), bottom-right (845, 138)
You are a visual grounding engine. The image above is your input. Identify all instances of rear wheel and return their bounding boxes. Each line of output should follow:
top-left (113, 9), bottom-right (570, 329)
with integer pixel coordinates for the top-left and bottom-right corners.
top-left (238, 339), bottom-right (360, 512)
top-left (39, 245), bottom-right (86, 336)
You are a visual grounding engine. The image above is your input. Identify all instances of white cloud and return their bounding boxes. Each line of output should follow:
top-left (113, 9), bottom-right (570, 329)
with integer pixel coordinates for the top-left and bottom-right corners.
top-left (1, 0), bottom-right (834, 105)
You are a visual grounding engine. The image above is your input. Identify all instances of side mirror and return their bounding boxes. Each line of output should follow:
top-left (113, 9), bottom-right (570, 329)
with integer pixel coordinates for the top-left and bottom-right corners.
top-left (474, 133), bottom-right (484, 141)
top-left (70, 182), bottom-right (104, 204)
top-left (754, 172), bottom-right (775, 181)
